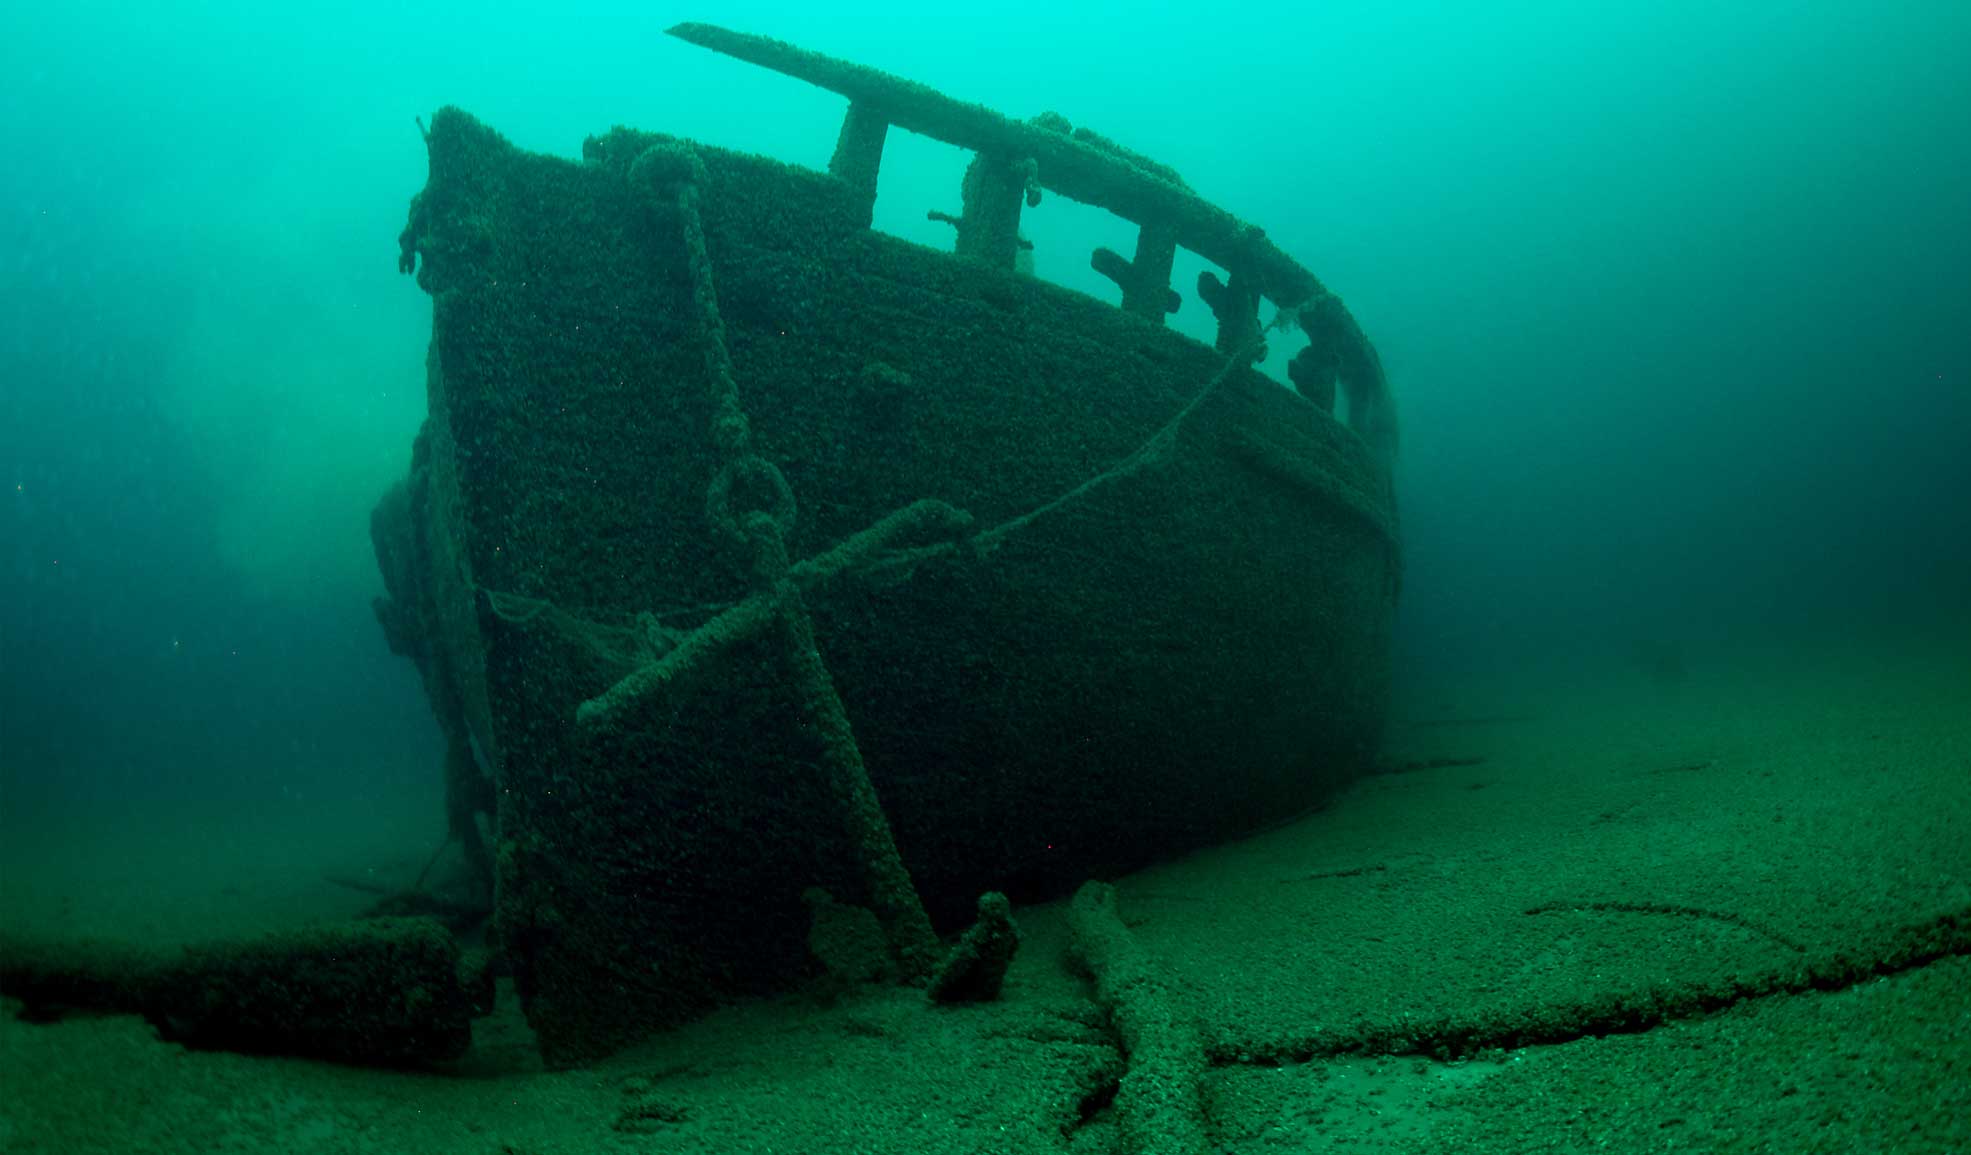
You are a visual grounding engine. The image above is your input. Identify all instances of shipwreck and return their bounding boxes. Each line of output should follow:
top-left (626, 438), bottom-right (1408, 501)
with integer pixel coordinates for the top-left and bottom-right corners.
top-left (370, 23), bottom-right (1402, 1064)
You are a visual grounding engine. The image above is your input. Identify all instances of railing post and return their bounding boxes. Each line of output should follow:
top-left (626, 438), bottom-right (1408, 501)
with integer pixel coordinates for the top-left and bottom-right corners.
top-left (954, 153), bottom-right (1030, 269)
top-left (1092, 223), bottom-right (1180, 321)
top-left (829, 100), bottom-right (889, 226)
top-left (1198, 268), bottom-right (1264, 361)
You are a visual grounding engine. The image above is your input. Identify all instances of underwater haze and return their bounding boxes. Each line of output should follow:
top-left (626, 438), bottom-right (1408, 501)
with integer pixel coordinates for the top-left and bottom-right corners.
top-left (5, 2), bottom-right (1969, 797)
top-left (3, 0), bottom-right (1971, 1149)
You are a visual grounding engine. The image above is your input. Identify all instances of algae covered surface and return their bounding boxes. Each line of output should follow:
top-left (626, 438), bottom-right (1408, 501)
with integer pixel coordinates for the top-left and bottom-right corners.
top-left (5, 633), bottom-right (1966, 1153)
top-left (6, 9), bottom-right (1970, 1153)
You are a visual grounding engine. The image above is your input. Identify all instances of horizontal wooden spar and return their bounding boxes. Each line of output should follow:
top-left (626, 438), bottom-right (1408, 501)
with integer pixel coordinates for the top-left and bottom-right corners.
top-left (666, 22), bottom-right (1394, 465)
top-left (667, 22), bottom-right (1330, 311)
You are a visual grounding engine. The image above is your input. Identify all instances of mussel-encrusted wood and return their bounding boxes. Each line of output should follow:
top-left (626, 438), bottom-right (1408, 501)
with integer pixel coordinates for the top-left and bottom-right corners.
top-left (393, 108), bottom-right (1397, 1064)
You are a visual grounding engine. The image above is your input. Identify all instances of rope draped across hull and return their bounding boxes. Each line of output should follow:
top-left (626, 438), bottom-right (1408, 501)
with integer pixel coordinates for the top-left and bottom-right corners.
top-left (382, 93), bottom-right (1397, 1063)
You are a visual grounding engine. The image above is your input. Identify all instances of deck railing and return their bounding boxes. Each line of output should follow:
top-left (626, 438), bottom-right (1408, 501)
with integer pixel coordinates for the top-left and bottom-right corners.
top-left (668, 23), bottom-right (1397, 465)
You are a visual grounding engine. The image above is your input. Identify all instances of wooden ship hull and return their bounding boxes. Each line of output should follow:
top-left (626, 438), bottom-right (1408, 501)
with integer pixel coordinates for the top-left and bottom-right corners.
top-left (375, 25), bottom-right (1402, 1064)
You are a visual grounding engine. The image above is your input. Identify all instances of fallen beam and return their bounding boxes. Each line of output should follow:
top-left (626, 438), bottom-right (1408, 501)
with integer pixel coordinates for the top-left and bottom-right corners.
top-left (0, 917), bottom-right (489, 1067)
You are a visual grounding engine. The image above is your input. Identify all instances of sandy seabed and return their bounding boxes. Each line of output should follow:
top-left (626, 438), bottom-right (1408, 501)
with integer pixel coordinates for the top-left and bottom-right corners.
top-left (3, 626), bottom-right (1968, 1153)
